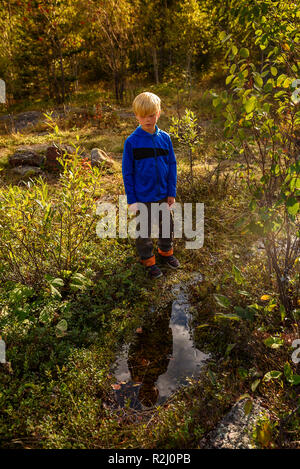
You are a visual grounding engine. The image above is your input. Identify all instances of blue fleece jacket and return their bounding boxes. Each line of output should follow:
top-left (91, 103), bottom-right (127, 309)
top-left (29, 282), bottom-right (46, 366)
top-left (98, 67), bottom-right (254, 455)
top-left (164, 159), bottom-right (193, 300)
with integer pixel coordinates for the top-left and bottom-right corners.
top-left (122, 125), bottom-right (177, 204)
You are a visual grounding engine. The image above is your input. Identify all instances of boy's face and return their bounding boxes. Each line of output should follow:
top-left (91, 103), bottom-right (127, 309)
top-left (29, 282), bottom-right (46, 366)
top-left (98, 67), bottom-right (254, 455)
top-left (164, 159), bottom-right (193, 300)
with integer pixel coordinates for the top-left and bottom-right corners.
top-left (136, 110), bottom-right (160, 134)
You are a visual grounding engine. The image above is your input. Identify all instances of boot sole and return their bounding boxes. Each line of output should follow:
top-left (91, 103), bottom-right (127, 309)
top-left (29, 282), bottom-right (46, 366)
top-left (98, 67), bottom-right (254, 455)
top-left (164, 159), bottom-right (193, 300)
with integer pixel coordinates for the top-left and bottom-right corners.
top-left (165, 263), bottom-right (180, 269)
top-left (157, 256), bottom-right (180, 270)
top-left (150, 273), bottom-right (163, 279)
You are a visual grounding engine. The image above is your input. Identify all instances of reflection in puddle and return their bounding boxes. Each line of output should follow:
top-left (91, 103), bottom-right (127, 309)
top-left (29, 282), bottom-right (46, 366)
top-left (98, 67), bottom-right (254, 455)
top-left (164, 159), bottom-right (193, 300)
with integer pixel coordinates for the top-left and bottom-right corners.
top-left (113, 273), bottom-right (210, 409)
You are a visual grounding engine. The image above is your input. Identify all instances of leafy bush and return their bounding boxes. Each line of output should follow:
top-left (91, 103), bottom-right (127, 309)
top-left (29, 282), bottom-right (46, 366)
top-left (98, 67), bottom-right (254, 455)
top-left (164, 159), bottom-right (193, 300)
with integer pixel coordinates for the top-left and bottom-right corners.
top-left (0, 139), bottom-right (103, 288)
top-left (210, 11), bottom-right (300, 315)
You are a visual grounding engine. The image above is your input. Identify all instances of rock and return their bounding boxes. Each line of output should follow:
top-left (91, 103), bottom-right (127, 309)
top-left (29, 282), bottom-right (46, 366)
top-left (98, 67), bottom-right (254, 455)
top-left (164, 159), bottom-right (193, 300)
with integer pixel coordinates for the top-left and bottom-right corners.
top-left (12, 165), bottom-right (42, 176)
top-left (45, 143), bottom-right (76, 171)
top-left (0, 110), bottom-right (43, 132)
top-left (91, 148), bottom-right (114, 168)
top-left (9, 150), bottom-right (45, 167)
top-left (16, 143), bottom-right (49, 153)
top-left (200, 398), bottom-right (270, 449)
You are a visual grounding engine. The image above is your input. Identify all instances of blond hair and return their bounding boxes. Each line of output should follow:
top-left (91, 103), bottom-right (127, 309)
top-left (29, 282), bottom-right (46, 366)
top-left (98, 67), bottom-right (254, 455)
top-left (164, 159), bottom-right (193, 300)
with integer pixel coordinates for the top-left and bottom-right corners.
top-left (132, 92), bottom-right (161, 117)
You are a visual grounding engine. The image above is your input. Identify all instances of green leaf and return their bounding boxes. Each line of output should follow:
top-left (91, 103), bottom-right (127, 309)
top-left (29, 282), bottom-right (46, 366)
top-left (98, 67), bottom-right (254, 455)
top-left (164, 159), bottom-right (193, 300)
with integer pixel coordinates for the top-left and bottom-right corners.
top-left (244, 399), bottom-right (253, 415)
top-left (226, 75), bottom-right (234, 85)
top-left (264, 81), bottom-right (273, 92)
top-left (51, 278), bottom-right (64, 287)
top-left (251, 379), bottom-right (261, 392)
top-left (233, 306), bottom-right (255, 321)
top-left (215, 312), bottom-right (241, 321)
top-left (282, 77), bottom-right (290, 88)
top-left (196, 324), bottom-right (210, 329)
top-left (56, 319), bottom-right (68, 332)
top-left (214, 294), bottom-right (231, 309)
top-left (277, 74), bottom-right (287, 86)
top-left (271, 66), bottom-right (277, 76)
top-left (284, 362), bottom-right (300, 385)
top-left (232, 265), bottom-right (244, 285)
top-left (286, 197), bottom-right (299, 216)
top-left (284, 362), bottom-right (293, 381)
top-left (264, 336), bottom-right (284, 349)
top-left (50, 285), bottom-right (62, 299)
top-left (232, 45), bottom-right (238, 56)
top-left (263, 370), bottom-right (282, 381)
top-left (240, 48), bottom-right (249, 58)
top-left (238, 393), bottom-right (251, 401)
top-left (280, 304), bottom-right (286, 322)
top-left (238, 290), bottom-right (251, 296)
top-left (69, 272), bottom-right (90, 290)
top-left (245, 96), bottom-right (257, 113)
top-left (254, 73), bottom-right (263, 88)
top-left (208, 369), bottom-right (217, 386)
top-left (219, 31), bottom-right (226, 41)
top-left (290, 374), bottom-right (300, 385)
top-left (225, 343), bottom-right (236, 357)
top-left (238, 367), bottom-right (248, 379)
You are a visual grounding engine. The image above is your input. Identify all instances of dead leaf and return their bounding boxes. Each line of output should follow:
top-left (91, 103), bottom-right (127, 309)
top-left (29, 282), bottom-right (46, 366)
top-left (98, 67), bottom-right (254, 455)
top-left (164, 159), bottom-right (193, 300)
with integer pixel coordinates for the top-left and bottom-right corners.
top-left (141, 358), bottom-right (150, 366)
top-left (111, 383), bottom-right (121, 390)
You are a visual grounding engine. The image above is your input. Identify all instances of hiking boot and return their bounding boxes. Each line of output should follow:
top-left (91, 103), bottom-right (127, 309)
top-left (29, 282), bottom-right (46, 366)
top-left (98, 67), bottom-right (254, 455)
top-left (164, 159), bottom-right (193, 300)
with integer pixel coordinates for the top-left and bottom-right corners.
top-left (146, 264), bottom-right (163, 279)
top-left (158, 254), bottom-right (180, 269)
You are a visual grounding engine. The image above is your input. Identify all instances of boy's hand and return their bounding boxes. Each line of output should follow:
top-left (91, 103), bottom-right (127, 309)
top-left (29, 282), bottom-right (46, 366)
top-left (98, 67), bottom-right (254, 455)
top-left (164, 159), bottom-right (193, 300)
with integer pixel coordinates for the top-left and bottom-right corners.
top-left (128, 202), bottom-right (138, 213)
top-left (167, 196), bottom-right (175, 210)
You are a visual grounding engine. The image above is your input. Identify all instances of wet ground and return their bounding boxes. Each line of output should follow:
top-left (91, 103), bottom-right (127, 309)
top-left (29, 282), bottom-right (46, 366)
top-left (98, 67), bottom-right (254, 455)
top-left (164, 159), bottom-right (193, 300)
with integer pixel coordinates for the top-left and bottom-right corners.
top-left (112, 273), bottom-right (210, 409)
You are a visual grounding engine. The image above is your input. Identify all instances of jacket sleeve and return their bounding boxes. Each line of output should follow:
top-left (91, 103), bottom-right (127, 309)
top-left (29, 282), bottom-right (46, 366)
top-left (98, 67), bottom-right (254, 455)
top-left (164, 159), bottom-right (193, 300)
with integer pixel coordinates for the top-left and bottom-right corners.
top-left (167, 136), bottom-right (177, 198)
top-left (122, 139), bottom-right (137, 204)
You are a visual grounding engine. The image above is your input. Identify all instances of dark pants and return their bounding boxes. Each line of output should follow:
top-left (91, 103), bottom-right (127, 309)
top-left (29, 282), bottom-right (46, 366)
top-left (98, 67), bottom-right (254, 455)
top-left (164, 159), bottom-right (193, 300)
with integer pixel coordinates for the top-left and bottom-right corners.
top-left (135, 197), bottom-right (174, 266)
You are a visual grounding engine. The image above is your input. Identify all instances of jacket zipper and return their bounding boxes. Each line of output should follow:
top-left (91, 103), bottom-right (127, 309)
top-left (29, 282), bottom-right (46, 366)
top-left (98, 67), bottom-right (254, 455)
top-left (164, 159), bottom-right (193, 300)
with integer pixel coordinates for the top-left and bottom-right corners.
top-left (151, 134), bottom-right (159, 197)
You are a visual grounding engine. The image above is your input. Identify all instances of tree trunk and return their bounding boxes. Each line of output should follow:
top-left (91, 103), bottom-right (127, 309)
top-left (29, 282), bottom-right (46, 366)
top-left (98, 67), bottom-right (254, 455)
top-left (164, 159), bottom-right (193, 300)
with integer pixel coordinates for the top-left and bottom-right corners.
top-left (189, 148), bottom-right (193, 184)
top-left (186, 51), bottom-right (192, 100)
top-left (57, 40), bottom-right (65, 104)
top-left (153, 48), bottom-right (159, 84)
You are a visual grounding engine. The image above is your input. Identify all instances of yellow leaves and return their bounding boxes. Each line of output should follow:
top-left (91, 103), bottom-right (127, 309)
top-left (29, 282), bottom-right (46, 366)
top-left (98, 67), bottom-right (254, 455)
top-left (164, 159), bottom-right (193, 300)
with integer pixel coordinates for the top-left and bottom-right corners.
top-left (255, 419), bottom-right (273, 448)
top-left (261, 294), bottom-right (270, 301)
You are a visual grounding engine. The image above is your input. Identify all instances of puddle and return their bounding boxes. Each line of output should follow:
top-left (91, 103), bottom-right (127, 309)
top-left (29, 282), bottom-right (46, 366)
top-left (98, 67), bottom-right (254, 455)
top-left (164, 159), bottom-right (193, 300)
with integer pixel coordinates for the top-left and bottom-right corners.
top-left (112, 272), bottom-right (210, 409)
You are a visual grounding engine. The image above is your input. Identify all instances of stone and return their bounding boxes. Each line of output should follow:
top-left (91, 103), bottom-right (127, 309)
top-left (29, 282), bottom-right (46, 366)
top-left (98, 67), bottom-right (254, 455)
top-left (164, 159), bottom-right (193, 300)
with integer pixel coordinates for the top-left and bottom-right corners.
top-left (0, 110), bottom-right (43, 132)
top-left (16, 143), bottom-right (49, 153)
top-left (12, 165), bottom-right (42, 176)
top-left (9, 149), bottom-right (45, 167)
top-left (45, 143), bottom-right (76, 171)
top-left (200, 398), bottom-right (270, 449)
top-left (91, 148), bottom-right (114, 168)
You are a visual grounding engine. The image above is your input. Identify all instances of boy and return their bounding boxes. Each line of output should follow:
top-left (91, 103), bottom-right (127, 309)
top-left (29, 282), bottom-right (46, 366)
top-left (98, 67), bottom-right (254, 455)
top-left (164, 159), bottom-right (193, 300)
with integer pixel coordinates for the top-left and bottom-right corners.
top-left (122, 91), bottom-right (180, 279)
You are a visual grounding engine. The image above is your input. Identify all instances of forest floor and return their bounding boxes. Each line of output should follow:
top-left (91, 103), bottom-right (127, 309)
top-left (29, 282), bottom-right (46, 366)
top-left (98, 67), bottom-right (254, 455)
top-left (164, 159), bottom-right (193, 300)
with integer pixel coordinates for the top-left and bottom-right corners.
top-left (0, 77), bottom-right (299, 449)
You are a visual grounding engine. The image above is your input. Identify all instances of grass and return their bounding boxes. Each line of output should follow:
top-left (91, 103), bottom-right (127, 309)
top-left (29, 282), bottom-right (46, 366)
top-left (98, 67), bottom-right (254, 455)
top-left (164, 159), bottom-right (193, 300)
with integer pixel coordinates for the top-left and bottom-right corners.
top-left (0, 75), bottom-right (299, 449)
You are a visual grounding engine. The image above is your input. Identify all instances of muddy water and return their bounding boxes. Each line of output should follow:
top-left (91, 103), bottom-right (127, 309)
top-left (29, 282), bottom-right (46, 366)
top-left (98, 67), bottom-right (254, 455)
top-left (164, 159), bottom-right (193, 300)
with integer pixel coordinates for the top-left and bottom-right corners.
top-left (113, 273), bottom-right (210, 409)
